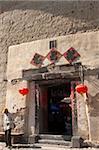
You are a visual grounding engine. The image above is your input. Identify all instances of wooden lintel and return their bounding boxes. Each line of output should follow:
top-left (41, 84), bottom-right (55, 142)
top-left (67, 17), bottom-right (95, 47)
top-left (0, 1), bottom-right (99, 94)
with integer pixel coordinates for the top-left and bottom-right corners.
top-left (23, 71), bottom-right (79, 81)
top-left (22, 64), bottom-right (77, 77)
top-left (36, 78), bottom-right (80, 86)
top-left (22, 64), bottom-right (81, 81)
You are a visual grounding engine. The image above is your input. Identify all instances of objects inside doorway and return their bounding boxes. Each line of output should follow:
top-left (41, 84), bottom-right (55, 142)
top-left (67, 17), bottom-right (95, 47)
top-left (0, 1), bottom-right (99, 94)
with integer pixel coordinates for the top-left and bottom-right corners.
top-left (48, 83), bottom-right (72, 135)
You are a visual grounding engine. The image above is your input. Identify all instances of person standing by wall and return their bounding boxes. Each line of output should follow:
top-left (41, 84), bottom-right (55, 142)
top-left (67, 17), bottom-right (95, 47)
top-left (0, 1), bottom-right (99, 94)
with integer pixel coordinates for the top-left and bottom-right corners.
top-left (3, 108), bottom-right (13, 148)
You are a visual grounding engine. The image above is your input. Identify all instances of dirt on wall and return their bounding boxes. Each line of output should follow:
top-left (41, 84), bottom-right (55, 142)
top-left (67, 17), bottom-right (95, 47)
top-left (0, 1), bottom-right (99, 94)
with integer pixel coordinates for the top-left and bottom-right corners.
top-left (0, 1), bottom-right (99, 130)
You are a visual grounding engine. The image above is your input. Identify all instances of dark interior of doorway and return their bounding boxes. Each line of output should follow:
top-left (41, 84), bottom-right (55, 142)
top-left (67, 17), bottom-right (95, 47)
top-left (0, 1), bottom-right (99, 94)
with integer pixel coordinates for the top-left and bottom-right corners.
top-left (48, 82), bottom-right (72, 135)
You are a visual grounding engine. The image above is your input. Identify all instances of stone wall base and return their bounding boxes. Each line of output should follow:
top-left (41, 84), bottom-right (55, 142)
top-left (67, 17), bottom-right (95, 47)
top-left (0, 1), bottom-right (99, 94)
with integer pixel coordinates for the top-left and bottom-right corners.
top-left (71, 136), bottom-right (84, 148)
top-left (28, 134), bottom-right (39, 144)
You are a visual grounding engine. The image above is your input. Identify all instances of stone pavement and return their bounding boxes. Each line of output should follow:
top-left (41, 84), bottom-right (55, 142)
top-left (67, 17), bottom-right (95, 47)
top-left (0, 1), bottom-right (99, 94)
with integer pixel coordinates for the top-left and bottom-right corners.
top-left (3, 148), bottom-right (99, 150)
top-left (0, 142), bottom-right (99, 150)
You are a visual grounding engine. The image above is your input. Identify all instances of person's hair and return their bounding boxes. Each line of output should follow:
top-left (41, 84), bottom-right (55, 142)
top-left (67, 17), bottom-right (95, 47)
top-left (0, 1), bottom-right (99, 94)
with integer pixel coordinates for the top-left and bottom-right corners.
top-left (4, 108), bottom-right (8, 114)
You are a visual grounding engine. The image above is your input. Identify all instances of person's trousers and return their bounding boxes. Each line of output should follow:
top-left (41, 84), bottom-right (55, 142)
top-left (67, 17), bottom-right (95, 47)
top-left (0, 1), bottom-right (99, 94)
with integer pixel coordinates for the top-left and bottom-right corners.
top-left (5, 129), bottom-right (11, 146)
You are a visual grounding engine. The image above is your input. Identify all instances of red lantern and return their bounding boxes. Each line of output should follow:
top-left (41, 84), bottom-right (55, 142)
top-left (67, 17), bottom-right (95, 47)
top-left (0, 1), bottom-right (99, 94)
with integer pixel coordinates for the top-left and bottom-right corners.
top-left (19, 88), bottom-right (29, 96)
top-left (75, 84), bottom-right (88, 94)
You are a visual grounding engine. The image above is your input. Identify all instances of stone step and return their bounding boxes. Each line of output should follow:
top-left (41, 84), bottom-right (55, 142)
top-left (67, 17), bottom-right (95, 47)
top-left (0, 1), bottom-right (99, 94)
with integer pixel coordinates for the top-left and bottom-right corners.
top-left (38, 139), bottom-right (71, 147)
top-left (34, 143), bottom-right (71, 149)
top-left (39, 134), bottom-right (71, 141)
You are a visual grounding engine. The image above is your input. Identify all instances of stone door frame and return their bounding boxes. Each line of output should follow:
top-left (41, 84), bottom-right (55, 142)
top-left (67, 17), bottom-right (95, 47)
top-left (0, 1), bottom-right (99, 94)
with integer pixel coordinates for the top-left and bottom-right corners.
top-left (23, 64), bottom-right (81, 137)
top-left (35, 80), bottom-right (78, 135)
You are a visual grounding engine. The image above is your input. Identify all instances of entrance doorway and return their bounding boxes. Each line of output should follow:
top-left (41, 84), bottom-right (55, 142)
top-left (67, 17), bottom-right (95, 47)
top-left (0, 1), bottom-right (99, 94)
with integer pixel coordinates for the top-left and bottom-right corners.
top-left (26, 64), bottom-right (80, 136)
top-left (47, 82), bottom-right (72, 135)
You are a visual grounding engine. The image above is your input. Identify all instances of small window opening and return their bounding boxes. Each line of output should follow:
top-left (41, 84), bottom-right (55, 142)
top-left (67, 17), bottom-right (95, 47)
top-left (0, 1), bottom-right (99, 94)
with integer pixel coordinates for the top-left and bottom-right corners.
top-left (49, 40), bottom-right (57, 49)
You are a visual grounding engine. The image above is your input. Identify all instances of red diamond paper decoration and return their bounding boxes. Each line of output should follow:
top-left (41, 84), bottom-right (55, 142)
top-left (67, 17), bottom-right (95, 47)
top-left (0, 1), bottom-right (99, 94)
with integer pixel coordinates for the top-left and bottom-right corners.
top-left (30, 53), bottom-right (45, 67)
top-left (46, 49), bottom-right (62, 63)
top-left (63, 47), bottom-right (80, 64)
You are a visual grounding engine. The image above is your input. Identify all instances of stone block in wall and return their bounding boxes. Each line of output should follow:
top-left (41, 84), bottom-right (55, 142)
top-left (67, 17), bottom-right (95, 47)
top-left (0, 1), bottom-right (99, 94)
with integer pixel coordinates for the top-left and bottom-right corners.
top-left (71, 136), bottom-right (84, 148)
top-left (28, 134), bottom-right (39, 144)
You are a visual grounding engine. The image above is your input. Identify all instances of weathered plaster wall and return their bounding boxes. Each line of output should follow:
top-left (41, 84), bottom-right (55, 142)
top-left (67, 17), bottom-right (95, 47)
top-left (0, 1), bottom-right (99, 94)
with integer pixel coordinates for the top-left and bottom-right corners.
top-left (6, 80), bottom-right (27, 133)
top-left (7, 31), bottom-right (99, 80)
top-left (85, 77), bottom-right (99, 141)
top-left (7, 31), bottom-right (99, 140)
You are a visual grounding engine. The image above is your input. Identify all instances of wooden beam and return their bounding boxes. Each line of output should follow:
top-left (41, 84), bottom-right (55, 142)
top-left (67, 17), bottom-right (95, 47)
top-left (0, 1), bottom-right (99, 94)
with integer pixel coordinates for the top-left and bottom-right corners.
top-left (22, 64), bottom-right (80, 81)
top-left (35, 78), bottom-right (80, 86)
top-left (22, 71), bottom-right (80, 81)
